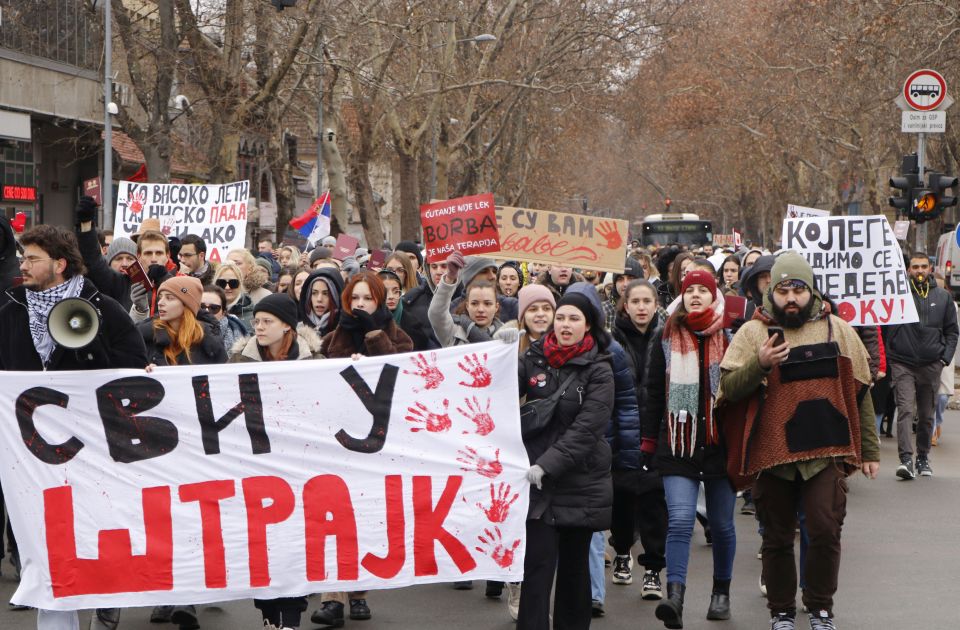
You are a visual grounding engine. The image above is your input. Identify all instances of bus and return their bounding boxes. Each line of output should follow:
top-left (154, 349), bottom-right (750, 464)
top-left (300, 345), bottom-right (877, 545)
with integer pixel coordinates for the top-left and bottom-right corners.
top-left (638, 213), bottom-right (713, 247)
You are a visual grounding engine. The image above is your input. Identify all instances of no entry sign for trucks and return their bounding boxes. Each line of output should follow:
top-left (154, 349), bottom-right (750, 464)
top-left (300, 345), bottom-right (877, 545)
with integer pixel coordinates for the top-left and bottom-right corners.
top-left (903, 69), bottom-right (947, 111)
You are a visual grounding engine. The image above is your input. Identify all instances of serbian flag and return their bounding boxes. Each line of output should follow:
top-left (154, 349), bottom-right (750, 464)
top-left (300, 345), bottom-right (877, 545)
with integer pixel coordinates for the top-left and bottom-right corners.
top-left (289, 191), bottom-right (331, 246)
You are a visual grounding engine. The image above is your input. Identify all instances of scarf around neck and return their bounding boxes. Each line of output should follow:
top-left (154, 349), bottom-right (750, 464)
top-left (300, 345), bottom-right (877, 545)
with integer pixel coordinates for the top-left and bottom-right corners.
top-left (543, 330), bottom-right (595, 368)
top-left (338, 305), bottom-right (393, 354)
top-left (26, 275), bottom-right (85, 365)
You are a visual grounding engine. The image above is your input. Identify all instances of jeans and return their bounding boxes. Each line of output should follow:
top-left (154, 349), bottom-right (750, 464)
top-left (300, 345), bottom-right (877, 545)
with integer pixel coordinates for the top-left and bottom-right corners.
top-left (662, 476), bottom-right (736, 585)
top-left (936, 393), bottom-right (949, 429)
top-left (891, 360), bottom-right (940, 458)
top-left (610, 484), bottom-right (667, 571)
top-left (37, 610), bottom-right (79, 630)
top-left (588, 531), bottom-right (606, 603)
top-left (517, 520), bottom-right (593, 630)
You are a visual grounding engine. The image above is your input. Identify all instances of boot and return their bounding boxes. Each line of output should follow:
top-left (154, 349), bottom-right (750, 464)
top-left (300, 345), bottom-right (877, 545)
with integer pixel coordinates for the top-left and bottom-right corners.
top-left (655, 582), bottom-right (685, 629)
top-left (706, 578), bottom-right (731, 620)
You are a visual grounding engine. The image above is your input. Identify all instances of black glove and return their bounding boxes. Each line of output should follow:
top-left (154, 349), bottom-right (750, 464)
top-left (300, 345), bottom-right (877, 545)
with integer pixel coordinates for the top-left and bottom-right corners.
top-left (76, 195), bottom-right (98, 225)
top-left (147, 264), bottom-right (169, 286)
top-left (353, 308), bottom-right (377, 332)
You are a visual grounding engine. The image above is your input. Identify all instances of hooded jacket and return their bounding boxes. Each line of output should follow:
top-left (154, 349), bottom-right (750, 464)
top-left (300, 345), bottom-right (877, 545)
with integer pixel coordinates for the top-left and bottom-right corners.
top-left (450, 256), bottom-right (519, 322)
top-left (603, 257), bottom-right (643, 330)
top-left (537, 269), bottom-right (586, 303)
top-left (401, 270), bottom-right (442, 349)
top-left (229, 324), bottom-right (324, 362)
top-left (297, 268), bottom-right (344, 337)
top-left (429, 278), bottom-right (505, 347)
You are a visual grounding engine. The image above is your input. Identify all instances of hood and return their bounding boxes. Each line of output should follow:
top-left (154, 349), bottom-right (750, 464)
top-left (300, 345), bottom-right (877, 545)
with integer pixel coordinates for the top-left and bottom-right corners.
top-left (564, 281), bottom-right (605, 322)
top-left (739, 255), bottom-right (775, 303)
top-left (298, 267), bottom-right (345, 323)
top-left (461, 256), bottom-right (498, 288)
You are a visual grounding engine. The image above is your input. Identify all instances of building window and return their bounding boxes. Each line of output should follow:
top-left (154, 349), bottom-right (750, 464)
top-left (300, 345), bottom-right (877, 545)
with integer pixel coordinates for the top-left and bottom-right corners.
top-left (0, 141), bottom-right (35, 187)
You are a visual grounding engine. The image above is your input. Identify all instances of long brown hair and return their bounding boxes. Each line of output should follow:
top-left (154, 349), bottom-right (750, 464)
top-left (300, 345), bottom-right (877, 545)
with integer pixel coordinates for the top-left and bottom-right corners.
top-left (153, 308), bottom-right (204, 365)
top-left (670, 252), bottom-right (694, 296)
top-left (384, 253), bottom-right (418, 291)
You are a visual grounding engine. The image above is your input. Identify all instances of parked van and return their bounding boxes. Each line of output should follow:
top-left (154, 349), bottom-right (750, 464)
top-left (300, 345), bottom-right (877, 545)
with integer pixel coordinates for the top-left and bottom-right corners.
top-left (935, 229), bottom-right (960, 299)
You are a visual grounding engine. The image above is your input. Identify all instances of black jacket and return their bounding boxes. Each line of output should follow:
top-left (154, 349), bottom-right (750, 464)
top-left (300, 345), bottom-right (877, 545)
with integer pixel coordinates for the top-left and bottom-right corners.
top-left (76, 227), bottom-right (133, 311)
top-left (137, 311), bottom-right (228, 366)
top-left (0, 216), bottom-right (18, 309)
top-left (518, 339), bottom-right (614, 530)
top-left (400, 284), bottom-right (441, 350)
top-left (886, 281), bottom-right (959, 367)
top-left (0, 280), bottom-right (147, 371)
top-left (644, 328), bottom-right (728, 480)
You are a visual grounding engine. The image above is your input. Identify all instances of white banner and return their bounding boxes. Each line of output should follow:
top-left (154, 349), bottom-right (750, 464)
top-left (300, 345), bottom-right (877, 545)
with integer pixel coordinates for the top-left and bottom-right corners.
top-left (781, 215), bottom-right (919, 326)
top-left (786, 204), bottom-right (831, 219)
top-left (113, 181), bottom-right (250, 263)
top-left (0, 342), bottom-right (527, 610)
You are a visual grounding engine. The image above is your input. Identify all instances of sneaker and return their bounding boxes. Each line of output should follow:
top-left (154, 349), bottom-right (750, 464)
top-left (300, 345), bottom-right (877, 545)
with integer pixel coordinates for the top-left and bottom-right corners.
top-left (757, 544), bottom-right (763, 560)
top-left (170, 605), bottom-right (199, 630)
top-left (612, 555), bottom-right (633, 585)
top-left (505, 582), bottom-right (522, 621)
top-left (641, 570), bottom-right (663, 600)
top-left (917, 456), bottom-right (933, 477)
top-left (759, 572), bottom-right (767, 597)
top-left (808, 610), bottom-right (836, 629)
top-left (741, 497), bottom-right (756, 515)
top-left (150, 605), bottom-right (174, 623)
top-left (453, 580), bottom-right (474, 590)
top-left (349, 598), bottom-right (371, 621)
top-left (90, 608), bottom-right (121, 630)
top-left (770, 612), bottom-right (795, 630)
top-left (485, 580), bottom-right (504, 599)
top-left (8, 601), bottom-right (30, 611)
top-left (591, 600), bottom-right (605, 617)
top-left (311, 601), bottom-right (345, 628)
top-left (896, 456), bottom-right (916, 480)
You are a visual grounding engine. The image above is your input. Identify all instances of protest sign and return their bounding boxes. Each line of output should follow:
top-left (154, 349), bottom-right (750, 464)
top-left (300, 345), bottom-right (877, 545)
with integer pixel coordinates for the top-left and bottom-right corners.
top-left (0, 342), bottom-right (527, 610)
top-left (786, 204), bottom-right (830, 219)
top-left (420, 194), bottom-right (500, 263)
top-left (113, 180), bottom-right (250, 263)
top-left (494, 206), bottom-right (629, 273)
top-left (781, 215), bottom-right (919, 325)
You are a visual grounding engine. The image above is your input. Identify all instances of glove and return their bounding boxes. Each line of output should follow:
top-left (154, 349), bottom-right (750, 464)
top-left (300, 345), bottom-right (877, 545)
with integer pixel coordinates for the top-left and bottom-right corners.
top-left (75, 195), bottom-right (98, 225)
top-left (527, 464), bottom-right (545, 490)
top-left (130, 283), bottom-right (150, 313)
top-left (499, 327), bottom-right (520, 344)
top-left (146, 264), bottom-right (169, 286)
top-left (445, 250), bottom-right (466, 283)
top-left (352, 308), bottom-right (377, 332)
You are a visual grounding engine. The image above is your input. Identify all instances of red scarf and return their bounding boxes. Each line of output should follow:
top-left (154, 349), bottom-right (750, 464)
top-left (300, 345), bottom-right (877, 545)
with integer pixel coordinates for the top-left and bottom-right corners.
top-left (543, 331), bottom-right (595, 368)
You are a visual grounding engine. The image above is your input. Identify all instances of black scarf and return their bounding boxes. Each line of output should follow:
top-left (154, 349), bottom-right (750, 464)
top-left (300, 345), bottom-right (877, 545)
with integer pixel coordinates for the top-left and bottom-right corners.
top-left (338, 305), bottom-right (393, 354)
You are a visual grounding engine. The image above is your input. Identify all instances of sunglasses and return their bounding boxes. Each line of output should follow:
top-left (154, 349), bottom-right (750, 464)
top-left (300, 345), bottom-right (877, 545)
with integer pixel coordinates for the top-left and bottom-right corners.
top-left (216, 278), bottom-right (240, 289)
top-left (200, 303), bottom-right (223, 314)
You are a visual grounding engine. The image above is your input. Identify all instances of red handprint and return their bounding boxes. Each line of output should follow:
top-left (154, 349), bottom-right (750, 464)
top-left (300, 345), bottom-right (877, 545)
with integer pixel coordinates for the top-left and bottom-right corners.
top-left (457, 396), bottom-right (495, 436)
top-left (404, 352), bottom-right (445, 392)
top-left (476, 526), bottom-right (521, 569)
top-left (477, 482), bottom-right (519, 523)
top-left (161, 216), bottom-right (176, 236)
top-left (405, 399), bottom-right (452, 433)
top-left (596, 220), bottom-right (623, 250)
top-left (457, 446), bottom-right (503, 479)
top-left (458, 353), bottom-right (492, 388)
top-left (129, 188), bottom-right (147, 215)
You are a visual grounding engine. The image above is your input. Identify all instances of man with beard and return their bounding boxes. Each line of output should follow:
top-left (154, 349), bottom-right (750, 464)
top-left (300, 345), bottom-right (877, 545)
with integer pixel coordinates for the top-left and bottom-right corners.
top-left (718, 252), bottom-right (879, 630)
top-left (884, 252), bottom-right (958, 479)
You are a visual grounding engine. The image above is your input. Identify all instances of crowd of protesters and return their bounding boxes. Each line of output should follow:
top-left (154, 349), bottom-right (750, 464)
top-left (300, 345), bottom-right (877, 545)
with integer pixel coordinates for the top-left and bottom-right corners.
top-left (6, 196), bottom-right (960, 630)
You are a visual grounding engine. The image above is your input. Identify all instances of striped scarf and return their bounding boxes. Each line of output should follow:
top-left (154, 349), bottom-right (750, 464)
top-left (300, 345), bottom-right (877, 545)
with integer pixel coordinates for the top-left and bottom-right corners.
top-left (25, 275), bottom-right (85, 365)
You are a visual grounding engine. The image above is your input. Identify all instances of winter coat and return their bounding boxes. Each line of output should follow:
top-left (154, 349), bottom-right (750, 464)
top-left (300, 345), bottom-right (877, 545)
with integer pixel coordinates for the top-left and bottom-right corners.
top-left (429, 278), bottom-right (504, 347)
top-left (228, 324), bottom-right (324, 362)
top-left (401, 279), bottom-right (441, 349)
top-left (321, 318), bottom-right (414, 359)
top-left (644, 328), bottom-right (728, 480)
top-left (886, 282), bottom-right (959, 367)
top-left (518, 339), bottom-right (614, 530)
top-left (297, 268), bottom-right (344, 337)
top-left (0, 216), bottom-right (17, 310)
top-left (218, 314), bottom-right (250, 352)
top-left (137, 312), bottom-right (228, 366)
top-left (395, 305), bottom-right (436, 352)
top-left (536, 270), bottom-right (586, 302)
top-left (76, 227), bottom-right (133, 311)
top-left (0, 280), bottom-right (147, 371)
top-left (228, 294), bottom-right (255, 330)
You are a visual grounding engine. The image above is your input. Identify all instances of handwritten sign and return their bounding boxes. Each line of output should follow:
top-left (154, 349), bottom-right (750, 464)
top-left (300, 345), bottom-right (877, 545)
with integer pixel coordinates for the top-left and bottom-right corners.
top-left (786, 204), bottom-right (830, 219)
top-left (420, 194), bottom-right (500, 263)
top-left (781, 215), bottom-right (919, 325)
top-left (113, 181), bottom-right (250, 263)
top-left (0, 343), bottom-right (527, 610)
top-left (494, 206), bottom-right (628, 273)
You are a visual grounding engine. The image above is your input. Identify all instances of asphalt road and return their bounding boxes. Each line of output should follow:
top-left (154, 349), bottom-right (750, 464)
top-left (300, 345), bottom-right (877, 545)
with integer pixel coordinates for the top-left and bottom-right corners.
top-left (1, 414), bottom-right (958, 629)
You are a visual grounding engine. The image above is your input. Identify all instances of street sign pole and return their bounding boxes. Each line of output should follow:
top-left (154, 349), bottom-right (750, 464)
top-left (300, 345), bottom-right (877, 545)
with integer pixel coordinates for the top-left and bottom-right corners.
top-left (917, 132), bottom-right (926, 251)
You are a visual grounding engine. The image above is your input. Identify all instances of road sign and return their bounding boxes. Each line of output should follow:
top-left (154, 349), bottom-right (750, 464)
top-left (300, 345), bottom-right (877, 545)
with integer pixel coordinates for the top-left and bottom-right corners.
top-left (903, 69), bottom-right (947, 111)
top-left (902, 110), bottom-right (946, 133)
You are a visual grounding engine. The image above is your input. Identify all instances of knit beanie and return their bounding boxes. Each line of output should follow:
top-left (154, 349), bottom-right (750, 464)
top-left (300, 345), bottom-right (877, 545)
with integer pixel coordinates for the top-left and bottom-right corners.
top-left (769, 251), bottom-right (816, 292)
top-left (394, 240), bottom-right (424, 269)
top-left (105, 237), bottom-right (137, 263)
top-left (556, 292), bottom-right (599, 331)
top-left (341, 256), bottom-right (360, 278)
top-left (158, 276), bottom-right (203, 316)
top-left (309, 246), bottom-right (332, 266)
top-left (254, 293), bottom-right (299, 330)
top-left (461, 256), bottom-right (498, 288)
top-left (254, 256), bottom-right (273, 274)
top-left (320, 235), bottom-right (337, 248)
top-left (517, 284), bottom-right (557, 321)
top-left (681, 269), bottom-right (718, 296)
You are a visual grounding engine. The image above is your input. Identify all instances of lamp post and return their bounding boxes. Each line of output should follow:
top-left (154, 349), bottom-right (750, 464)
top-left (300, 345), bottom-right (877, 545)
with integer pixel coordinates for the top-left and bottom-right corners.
top-left (316, 33), bottom-right (324, 201)
top-left (102, 0), bottom-right (113, 227)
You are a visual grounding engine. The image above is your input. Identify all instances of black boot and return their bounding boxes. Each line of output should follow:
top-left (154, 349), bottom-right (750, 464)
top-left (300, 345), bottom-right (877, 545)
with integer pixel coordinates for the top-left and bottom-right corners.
top-left (655, 582), bottom-right (685, 629)
top-left (706, 578), bottom-right (731, 620)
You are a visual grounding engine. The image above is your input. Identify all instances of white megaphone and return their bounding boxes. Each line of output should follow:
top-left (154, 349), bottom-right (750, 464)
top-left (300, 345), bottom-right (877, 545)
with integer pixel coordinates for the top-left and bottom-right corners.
top-left (47, 297), bottom-right (101, 349)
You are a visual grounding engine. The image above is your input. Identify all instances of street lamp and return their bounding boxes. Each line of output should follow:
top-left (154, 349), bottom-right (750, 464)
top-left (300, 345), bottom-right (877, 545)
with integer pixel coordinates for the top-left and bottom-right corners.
top-left (428, 33), bottom-right (497, 49)
top-left (103, 0), bottom-right (114, 228)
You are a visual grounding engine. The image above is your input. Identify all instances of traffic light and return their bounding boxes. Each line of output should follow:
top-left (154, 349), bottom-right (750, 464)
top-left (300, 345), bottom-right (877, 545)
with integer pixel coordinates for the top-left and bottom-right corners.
top-left (911, 185), bottom-right (937, 223)
top-left (889, 154), bottom-right (920, 216)
top-left (928, 171), bottom-right (959, 215)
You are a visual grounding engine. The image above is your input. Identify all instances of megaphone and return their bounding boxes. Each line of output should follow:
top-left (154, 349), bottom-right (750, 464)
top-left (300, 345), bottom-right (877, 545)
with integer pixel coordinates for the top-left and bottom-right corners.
top-left (47, 297), bottom-right (101, 349)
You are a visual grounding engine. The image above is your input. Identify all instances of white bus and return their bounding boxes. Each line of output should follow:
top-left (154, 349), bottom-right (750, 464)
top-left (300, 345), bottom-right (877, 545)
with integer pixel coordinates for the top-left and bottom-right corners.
top-left (639, 213), bottom-right (714, 247)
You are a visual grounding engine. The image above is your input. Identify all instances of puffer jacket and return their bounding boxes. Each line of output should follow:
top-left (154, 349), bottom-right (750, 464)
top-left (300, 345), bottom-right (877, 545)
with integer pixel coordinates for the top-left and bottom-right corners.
top-left (518, 339), bottom-right (614, 531)
top-left (137, 311), bottom-right (228, 366)
top-left (228, 324), bottom-right (324, 362)
top-left (885, 281), bottom-right (959, 367)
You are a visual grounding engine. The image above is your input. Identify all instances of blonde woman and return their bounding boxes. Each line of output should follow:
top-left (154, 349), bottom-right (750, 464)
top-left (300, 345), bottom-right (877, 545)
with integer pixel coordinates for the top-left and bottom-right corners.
top-left (213, 262), bottom-right (254, 330)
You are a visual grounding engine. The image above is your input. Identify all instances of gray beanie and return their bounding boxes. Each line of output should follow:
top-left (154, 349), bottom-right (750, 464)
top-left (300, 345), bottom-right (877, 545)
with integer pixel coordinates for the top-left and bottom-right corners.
top-left (341, 256), bottom-right (360, 278)
top-left (309, 246), bottom-right (333, 265)
top-left (105, 237), bottom-right (137, 263)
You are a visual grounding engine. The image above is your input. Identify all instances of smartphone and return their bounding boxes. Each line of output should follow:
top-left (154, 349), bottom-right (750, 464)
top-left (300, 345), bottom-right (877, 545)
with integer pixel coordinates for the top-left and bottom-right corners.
top-left (124, 259), bottom-right (155, 291)
top-left (767, 326), bottom-right (785, 346)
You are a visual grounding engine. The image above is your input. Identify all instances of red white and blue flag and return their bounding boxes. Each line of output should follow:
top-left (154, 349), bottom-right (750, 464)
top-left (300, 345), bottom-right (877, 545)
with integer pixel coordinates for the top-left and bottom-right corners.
top-left (289, 191), bottom-right (331, 246)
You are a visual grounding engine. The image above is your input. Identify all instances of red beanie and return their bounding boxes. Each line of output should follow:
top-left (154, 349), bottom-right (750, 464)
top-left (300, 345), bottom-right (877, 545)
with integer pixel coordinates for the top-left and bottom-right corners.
top-left (681, 269), bottom-right (717, 296)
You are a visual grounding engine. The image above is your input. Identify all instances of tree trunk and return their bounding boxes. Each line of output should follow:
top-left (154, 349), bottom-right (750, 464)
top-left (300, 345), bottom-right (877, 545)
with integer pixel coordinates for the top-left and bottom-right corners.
top-left (398, 149), bottom-right (420, 242)
top-left (322, 126), bottom-right (350, 236)
top-left (346, 149), bottom-right (383, 249)
top-left (141, 139), bottom-right (171, 184)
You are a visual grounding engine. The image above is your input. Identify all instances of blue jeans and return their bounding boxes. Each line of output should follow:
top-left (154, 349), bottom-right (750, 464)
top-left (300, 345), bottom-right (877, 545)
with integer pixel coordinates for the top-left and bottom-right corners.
top-left (662, 476), bottom-right (736, 585)
top-left (936, 393), bottom-right (949, 429)
top-left (588, 531), bottom-right (606, 603)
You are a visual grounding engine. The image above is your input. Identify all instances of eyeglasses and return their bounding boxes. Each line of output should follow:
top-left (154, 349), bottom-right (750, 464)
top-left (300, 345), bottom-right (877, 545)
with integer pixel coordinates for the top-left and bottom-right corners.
top-left (200, 303), bottom-right (223, 314)
top-left (386, 266), bottom-right (406, 276)
top-left (216, 278), bottom-right (240, 289)
top-left (20, 256), bottom-right (52, 267)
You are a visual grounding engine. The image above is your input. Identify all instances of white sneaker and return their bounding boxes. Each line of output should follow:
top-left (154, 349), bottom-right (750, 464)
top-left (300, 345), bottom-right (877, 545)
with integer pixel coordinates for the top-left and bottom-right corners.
top-left (505, 582), bottom-right (522, 622)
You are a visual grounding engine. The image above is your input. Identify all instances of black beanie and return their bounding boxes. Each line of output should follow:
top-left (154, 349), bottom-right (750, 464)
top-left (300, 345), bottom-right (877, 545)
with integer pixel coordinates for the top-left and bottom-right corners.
top-left (394, 241), bottom-right (423, 269)
top-left (556, 292), bottom-right (599, 330)
top-left (254, 294), bottom-right (299, 330)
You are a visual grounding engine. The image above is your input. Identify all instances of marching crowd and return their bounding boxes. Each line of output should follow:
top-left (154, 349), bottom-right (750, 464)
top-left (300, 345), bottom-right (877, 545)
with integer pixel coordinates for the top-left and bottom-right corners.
top-left (0, 196), bottom-right (957, 630)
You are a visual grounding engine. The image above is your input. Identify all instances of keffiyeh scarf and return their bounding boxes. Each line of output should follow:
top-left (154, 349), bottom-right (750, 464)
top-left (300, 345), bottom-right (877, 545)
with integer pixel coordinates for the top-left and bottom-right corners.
top-left (25, 275), bottom-right (84, 365)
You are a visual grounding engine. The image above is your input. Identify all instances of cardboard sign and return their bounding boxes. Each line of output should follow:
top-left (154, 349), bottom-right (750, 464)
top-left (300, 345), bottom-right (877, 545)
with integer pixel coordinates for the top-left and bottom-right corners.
top-left (494, 206), bottom-right (629, 273)
top-left (0, 342), bottom-right (527, 610)
top-left (420, 194), bottom-right (500, 263)
top-left (332, 233), bottom-right (360, 261)
top-left (786, 204), bottom-right (830, 219)
top-left (781, 215), bottom-right (919, 325)
top-left (113, 181), bottom-right (249, 264)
